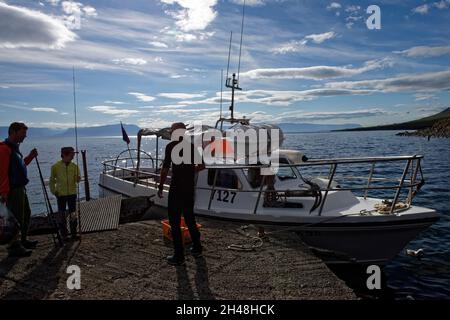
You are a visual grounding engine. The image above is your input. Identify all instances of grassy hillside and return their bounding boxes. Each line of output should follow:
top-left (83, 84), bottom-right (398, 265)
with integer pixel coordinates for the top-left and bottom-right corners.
top-left (343, 107), bottom-right (450, 131)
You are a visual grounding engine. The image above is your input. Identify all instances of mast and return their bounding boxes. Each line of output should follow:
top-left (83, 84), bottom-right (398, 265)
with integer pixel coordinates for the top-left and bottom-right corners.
top-left (225, 73), bottom-right (242, 121)
top-left (216, 0), bottom-right (247, 129)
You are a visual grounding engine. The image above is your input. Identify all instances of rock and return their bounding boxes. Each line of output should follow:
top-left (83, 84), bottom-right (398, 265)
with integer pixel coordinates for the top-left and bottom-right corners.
top-left (397, 118), bottom-right (450, 139)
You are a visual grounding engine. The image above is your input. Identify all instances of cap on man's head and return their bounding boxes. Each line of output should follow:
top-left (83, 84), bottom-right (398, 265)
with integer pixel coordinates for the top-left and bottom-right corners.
top-left (171, 122), bottom-right (186, 131)
top-left (8, 122), bottom-right (28, 135)
top-left (61, 147), bottom-right (76, 154)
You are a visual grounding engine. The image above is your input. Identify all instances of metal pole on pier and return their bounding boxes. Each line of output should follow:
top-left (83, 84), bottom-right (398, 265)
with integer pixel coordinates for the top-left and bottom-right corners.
top-left (81, 150), bottom-right (91, 201)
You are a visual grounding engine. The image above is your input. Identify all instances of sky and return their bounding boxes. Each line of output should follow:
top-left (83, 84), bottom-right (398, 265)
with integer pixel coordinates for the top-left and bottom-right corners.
top-left (0, 0), bottom-right (449, 129)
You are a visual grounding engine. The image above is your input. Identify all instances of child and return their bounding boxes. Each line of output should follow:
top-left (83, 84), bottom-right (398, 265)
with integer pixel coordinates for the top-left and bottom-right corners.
top-left (49, 147), bottom-right (80, 239)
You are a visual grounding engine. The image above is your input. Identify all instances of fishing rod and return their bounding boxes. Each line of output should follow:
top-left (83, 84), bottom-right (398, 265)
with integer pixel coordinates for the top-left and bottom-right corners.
top-left (35, 157), bottom-right (64, 247)
top-left (72, 66), bottom-right (82, 239)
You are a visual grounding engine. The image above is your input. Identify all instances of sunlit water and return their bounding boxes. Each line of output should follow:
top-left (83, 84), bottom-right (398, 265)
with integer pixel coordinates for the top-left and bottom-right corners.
top-left (17, 131), bottom-right (450, 299)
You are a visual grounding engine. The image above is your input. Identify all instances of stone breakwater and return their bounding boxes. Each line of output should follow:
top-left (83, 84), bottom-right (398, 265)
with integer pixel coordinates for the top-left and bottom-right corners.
top-left (397, 119), bottom-right (450, 139)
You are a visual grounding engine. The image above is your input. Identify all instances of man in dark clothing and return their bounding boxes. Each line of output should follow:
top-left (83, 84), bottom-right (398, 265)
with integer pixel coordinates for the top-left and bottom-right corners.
top-left (0, 122), bottom-right (39, 257)
top-left (158, 122), bottom-right (204, 266)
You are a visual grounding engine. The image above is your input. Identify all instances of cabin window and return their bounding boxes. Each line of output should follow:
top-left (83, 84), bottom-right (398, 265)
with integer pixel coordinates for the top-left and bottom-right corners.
top-left (208, 169), bottom-right (240, 189)
top-left (276, 157), bottom-right (297, 181)
top-left (243, 167), bottom-right (263, 188)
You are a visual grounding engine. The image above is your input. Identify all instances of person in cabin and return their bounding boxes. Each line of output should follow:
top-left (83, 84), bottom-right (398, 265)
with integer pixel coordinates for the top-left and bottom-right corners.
top-left (0, 122), bottom-right (39, 257)
top-left (157, 122), bottom-right (205, 266)
top-left (49, 147), bottom-right (81, 239)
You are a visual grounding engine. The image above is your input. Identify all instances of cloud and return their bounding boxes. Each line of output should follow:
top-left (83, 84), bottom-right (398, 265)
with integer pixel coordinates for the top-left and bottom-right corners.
top-left (88, 105), bottom-right (140, 116)
top-left (60, 1), bottom-right (97, 30)
top-left (327, 2), bottom-right (341, 16)
top-left (46, 0), bottom-right (60, 6)
top-left (272, 39), bottom-right (308, 54)
top-left (395, 44), bottom-right (450, 57)
top-left (414, 93), bottom-right (437, 101)
top-left (272, 31), bottom-right (336, 54)
top-left (180, 88), bottom-right (373, 106)
top-left (139, 104), bottom-right (188, 109)
top-left (61, 1), bottom-right (96, 17)
top-left (327, 2), bottom-right (341, 10)
top-left (149, 41), bottom-right (169, 48)
top-left (275, 108), bottom-right (389, 122)
top-left (325, 69), bottom-right (450, 93)
top-left (112, 58), bottom-right (148, 65)
top-left (231, 0), bottom-right (266, 6)
top-left (104, 101), bottom-right (126, 105)
top-left (170, 74), bottom-right (188, 79)
top-left (128, 92), bottom-right (156, 102)
top-left (158, 92), bottom-right (206, 99)
top-left (240, 59), bottom-right (392, 80)
top-left (413, 4), bottom-right (429, 14)
top-left (160, 107), bottom-right (389, 126)
top-left (32, 107), bottom-right (58, 112)
top-left (345, 5), bottom-right (361, 13)
top-left (0, 2), bottom-right (76, 49)
top-left (82, 5), bottom-right (97, 17)
top-left (151, 107), bottom-right (217, 115)
top-left (434, 0), bottom-right (450, 9)
top-left (161, 0), bottom-right (218, 32)
top-left (304, 31), bottom-right (336, 44)
top-left (137, 117), bottom-right (174, 129)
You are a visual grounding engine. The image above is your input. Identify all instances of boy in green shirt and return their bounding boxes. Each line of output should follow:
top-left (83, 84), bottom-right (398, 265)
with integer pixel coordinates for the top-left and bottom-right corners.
top-left (49, 147), bottom-right (80, 239)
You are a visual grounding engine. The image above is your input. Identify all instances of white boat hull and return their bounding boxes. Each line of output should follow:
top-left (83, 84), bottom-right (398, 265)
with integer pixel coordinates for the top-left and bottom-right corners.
top-left (98, 170), bottom-right (438, 264)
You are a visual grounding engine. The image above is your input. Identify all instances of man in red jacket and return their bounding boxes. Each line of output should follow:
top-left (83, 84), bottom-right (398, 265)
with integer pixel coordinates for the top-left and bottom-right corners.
top-left (0, 122), bottom-right (38, 257)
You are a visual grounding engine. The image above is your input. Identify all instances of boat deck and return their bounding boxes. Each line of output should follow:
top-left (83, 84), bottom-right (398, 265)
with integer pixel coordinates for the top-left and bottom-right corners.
top-left (0, 217), bottom-right (356, 300)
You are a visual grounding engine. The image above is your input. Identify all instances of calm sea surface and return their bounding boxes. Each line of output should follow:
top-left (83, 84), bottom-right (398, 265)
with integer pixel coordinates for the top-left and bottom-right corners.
top-left (18, 131), bottom-right (450, 299)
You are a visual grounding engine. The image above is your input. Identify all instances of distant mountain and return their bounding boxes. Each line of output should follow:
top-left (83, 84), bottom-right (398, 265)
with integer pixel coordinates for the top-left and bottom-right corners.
top-left (342, 108), bottom-right (450, 132)
top-left (276, 123), bottom-right (361, 133)
top-left (0, 127), bottom-right (65, 138)
top-left (58, 124), bottom-right (140, 137)
top-left (0, 124), bottom-right (140, 138)
top-left (0, 122), bottom-right (361, 138)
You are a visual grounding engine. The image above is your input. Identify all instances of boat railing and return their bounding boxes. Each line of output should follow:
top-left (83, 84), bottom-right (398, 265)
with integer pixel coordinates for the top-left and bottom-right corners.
top-left (196, 155), bottom-right (425, 216)
top-left (102, 154), bottom-right (425, 216)
top-left (103, 150), bottom-right (159, 182)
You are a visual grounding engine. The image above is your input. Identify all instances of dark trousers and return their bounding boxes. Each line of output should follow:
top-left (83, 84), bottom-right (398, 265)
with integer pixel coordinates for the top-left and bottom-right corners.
top-left (56, 195), bottom-right (77, 236)
top-left (57, 195), bottom-right (77, 213)
top-left (7, 187), bottom-right (31, 242)
top-left (167, 189), bottom-right (201, 257)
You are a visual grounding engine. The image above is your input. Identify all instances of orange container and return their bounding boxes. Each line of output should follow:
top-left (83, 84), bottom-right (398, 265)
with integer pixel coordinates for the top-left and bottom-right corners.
top-left (161, 218), bottom-right (202, 245)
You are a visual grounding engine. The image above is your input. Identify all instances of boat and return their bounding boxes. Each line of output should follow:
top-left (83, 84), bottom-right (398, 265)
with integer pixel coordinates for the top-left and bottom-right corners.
top-left (98, 71), bottom-right (439, 264)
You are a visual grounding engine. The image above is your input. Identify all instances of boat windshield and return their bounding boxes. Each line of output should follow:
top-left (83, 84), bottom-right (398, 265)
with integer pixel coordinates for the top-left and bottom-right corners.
top-left (276, 157), bottom-right (297, 181)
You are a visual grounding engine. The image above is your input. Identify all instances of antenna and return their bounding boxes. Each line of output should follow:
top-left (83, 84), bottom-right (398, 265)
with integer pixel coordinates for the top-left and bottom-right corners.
top-left (237, 0), bottom-right (246, 81)
top-left (226, 31), bottom-right (233, 81)
top-left (217, 1), bottom-right (246, 126)
top-left (220, 69), bottom-right (224, 120)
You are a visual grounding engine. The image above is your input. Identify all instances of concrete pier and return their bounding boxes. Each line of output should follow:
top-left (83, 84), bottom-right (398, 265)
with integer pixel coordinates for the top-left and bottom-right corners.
top-left (0, 218), bottom-right (356, 300)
